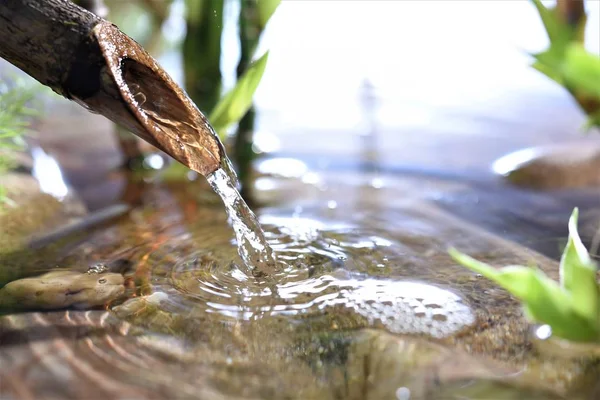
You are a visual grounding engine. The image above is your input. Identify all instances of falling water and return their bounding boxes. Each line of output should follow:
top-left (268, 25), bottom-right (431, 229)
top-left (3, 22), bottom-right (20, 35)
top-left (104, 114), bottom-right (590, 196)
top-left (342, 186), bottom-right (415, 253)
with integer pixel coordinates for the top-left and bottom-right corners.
top-left (103, 46), bottom-right (279, 276)
top-left (207, 157), bottom-right (279, 277)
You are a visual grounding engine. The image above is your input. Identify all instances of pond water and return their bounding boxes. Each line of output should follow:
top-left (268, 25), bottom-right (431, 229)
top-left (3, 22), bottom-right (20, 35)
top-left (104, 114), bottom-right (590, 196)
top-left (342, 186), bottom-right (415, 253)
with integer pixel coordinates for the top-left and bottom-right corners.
top-left (2, 159), bottom-right (599, 399)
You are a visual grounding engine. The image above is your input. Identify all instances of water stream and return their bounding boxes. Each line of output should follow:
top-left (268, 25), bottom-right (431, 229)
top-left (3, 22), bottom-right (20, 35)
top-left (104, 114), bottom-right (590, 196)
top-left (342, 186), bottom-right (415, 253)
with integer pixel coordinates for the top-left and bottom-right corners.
top-left (112, 56), bottom-right (280, 277)
top-left (207, 160), bottom-right (279, 277)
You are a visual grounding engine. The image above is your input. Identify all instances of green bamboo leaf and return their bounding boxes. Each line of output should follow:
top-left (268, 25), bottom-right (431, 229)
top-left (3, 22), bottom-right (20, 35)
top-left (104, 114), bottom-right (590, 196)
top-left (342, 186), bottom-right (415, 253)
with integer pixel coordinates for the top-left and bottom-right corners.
top-left (560, 208), bottom-right (599, 324)
top-left (532, 53), bottom-right (564, 84)
top-left (257, 0), bottom-right (281, 30)
top-left (522, 303), bottom-right (597, 342)
top-left (184, 0), bottom-right (206, 24)
top-left (529, 0), bottom-right (582, 53)
top-left (449, 249), bottom-right (566, 301)
top-left (528, 0), bottom-right (588, 84)
top-left (562, 44), bottom-right (600, 99)
top-left (209, 51), bottom-right (269, 138)
top-left (449, 248), bottom-right (600, 342)
top-left (530, 0), bottom-right (566, 47)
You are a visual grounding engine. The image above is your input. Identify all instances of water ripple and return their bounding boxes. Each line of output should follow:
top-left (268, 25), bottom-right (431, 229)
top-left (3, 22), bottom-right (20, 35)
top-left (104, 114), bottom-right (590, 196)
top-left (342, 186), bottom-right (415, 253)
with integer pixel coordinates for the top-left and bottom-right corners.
top-left (124, 216), bottom-right (475, 339)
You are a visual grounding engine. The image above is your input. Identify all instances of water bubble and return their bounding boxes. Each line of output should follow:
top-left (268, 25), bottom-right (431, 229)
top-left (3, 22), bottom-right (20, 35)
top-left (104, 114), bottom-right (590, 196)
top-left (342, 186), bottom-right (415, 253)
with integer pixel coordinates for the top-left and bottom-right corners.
top-left (187, 171), bottom-right (198, 181)
top-left (87, 263), bottom-right (108, 274)
top-left (143, 154), bottom-right (165, 170)
top-left (535, 324), bottom-right (552, 340)
top-left (133, 91), bottom-right (147, 106)
top-left (128, 83), bottom-right (147, 106)
top-left (396, 387), bottom-right (411, 400)
top-left (370, 177), bottom-right (384, 189)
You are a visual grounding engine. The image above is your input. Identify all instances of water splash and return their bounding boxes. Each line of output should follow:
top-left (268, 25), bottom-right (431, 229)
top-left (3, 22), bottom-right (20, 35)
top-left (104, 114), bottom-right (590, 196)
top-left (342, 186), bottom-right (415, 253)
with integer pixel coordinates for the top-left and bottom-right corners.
top-left (142, 216), bottom-right (476, 338)
top-left (207, 167), bottom-right (279, 276)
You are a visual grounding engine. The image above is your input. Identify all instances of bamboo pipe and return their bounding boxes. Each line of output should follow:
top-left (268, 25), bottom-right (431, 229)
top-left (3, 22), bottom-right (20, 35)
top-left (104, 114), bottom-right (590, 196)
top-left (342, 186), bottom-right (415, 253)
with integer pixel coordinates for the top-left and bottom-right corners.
top-left (0, 0), bottom-right (223, 176)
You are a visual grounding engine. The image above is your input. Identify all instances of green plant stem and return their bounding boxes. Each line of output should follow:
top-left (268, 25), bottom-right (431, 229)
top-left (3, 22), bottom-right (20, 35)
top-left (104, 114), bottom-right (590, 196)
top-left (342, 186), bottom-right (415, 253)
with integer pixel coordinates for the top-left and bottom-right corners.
top-left (557, 0), bottom-right (586, 28)
top-left (234, 0), bottom-right (261, 197)
top-left (183, 0), bottom-right (224, 114)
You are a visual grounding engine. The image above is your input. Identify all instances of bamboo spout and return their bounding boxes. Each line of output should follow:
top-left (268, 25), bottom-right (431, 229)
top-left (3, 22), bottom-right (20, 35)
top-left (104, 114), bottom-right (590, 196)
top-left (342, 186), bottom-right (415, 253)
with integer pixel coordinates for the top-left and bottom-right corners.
top-left (0, 0), bottom-right (222, 176)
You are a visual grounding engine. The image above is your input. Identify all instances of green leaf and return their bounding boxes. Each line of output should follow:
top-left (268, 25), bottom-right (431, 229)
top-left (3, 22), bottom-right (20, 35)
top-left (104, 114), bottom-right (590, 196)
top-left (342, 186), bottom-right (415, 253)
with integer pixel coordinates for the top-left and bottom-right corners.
top-left (562, 44), bottom-right (600, 99)
top-left (532, 52), bottom-right (564, 84)
top-left (560, 208), bottom-right (599, 324)
top-left (257, 0), bottom-right (281, 30)
top-left (530, 0), bottom-right (566, 50)
top-left (209, 51), bottom-right (269, 138)
top-left (528, 0), bottom-right (589, 87)
top-left (529, 0), bottom-right (584, 53)
top-left (449, 249), bottom-right (566, 301)
top-left (449, 248), bottom-right (599, 342)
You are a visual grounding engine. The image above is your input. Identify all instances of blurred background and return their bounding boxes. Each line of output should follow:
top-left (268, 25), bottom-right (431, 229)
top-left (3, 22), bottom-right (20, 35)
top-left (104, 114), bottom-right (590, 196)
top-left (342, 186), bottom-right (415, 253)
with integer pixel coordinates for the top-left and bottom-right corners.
top-left (1, 0), bottom-right (599, 208)
top-left (108, 0), bottom-right (600, 172)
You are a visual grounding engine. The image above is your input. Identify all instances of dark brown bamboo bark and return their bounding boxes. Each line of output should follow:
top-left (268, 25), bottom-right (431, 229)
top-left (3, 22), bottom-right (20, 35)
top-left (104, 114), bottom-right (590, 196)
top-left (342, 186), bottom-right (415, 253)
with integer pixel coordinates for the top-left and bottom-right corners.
top-left (0, 0), bottom-right (101, 98)
top-left (0, 0), bottom-right (223, 176)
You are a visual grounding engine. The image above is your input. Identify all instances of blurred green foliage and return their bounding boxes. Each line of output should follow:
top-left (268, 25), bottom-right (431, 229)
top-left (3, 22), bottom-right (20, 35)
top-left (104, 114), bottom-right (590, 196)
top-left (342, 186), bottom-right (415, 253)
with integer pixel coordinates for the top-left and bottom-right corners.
top-left (165, 0), bottom-right (280, 182)
top-left (209, 51), bottom-right (269, 137)
top-left (232, 0), bottom-right (280, 190)
top-left (531, 0), bottom-right (600, 129)
top-left (184, 0), bottom-right (225, 113)
top-left (0, 78), bottom-right (39, 209)
top-left (450, 208), bottom-right (600, 343)
top-left (106, 0), bottom-right (174, 55)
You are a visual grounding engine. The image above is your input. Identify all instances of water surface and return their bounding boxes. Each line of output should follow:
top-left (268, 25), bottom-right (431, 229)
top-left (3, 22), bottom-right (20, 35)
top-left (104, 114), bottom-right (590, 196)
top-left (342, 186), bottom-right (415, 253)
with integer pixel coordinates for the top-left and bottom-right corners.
top-left (3, 167), bottom-right (595, 399)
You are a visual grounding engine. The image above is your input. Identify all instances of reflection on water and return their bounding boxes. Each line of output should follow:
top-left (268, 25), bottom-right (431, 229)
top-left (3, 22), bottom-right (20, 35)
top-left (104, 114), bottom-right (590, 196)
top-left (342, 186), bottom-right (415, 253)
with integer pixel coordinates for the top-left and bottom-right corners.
top-left (31, 146), bottom-right (69, 200)
top-left (492, 147), bottom-right (542, 176)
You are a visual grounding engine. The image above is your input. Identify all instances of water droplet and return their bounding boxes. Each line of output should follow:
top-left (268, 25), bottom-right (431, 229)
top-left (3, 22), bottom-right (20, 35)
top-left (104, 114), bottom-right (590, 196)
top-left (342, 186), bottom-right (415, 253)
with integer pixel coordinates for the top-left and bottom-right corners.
top-left (535, 324), bottom-right (552, 340)
top-left (143, 154), bottom-right (165, 170)
top-left (133, 91), bottom-right (146, 106)
top-left (87, 263), bottom-right (108, 274)
top-left (370, 177), bottom-right (384, 189)
top-left (396, 387), bottom-right (411, 400)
